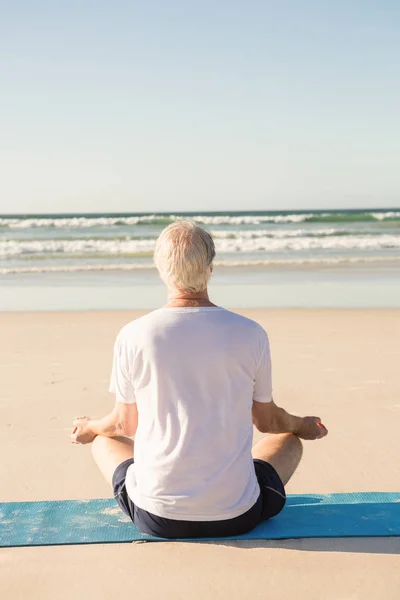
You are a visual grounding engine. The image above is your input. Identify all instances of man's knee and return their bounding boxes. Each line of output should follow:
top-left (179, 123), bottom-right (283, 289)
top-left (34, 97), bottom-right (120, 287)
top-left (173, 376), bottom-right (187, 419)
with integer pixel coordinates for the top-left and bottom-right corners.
top-left (92, 434), bottom-right (133, 458)
top-left (91, 434), bottom-right (108, 456)
top-left (281, 432), bottom-right (303, 458)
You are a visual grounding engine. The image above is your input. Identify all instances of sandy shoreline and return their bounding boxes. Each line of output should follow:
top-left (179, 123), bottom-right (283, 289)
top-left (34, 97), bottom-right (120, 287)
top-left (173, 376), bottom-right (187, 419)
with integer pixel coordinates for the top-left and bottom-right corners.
top-left (1, 309), bottom-right (400, 599)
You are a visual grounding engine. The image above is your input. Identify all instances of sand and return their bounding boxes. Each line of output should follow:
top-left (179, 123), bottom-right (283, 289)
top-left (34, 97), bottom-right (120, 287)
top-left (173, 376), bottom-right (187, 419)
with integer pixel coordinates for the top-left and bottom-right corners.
top-left (1, 309), bottom-right (400, 599)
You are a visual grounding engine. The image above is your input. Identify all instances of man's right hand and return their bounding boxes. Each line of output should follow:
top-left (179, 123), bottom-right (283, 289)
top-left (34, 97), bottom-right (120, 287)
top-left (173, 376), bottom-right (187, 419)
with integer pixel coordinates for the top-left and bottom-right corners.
top-left (294, 416), bottom-right (328, 440)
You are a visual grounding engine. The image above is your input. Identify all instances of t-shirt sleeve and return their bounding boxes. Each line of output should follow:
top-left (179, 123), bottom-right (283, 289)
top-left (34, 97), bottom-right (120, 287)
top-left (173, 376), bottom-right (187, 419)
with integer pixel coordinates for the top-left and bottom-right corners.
top-left (253, 334), bottom-right (273, 403)
top-left (109, 335), bottom-right (136, 404)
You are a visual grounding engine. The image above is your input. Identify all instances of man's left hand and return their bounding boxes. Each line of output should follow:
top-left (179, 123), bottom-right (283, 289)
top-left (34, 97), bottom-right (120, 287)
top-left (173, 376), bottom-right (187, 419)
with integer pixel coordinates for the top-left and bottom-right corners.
top-left (70, 416), bottom-right (97, 445)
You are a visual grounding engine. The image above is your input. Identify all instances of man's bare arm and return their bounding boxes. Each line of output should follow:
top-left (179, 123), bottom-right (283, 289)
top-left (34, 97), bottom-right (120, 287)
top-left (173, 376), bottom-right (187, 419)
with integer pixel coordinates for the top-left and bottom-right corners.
top-left (89, 401), bottom-right (138, 437)
top-left (71, 401), bottom-right (138, 444)
top-left (252, 399), bottom-right (327, 440)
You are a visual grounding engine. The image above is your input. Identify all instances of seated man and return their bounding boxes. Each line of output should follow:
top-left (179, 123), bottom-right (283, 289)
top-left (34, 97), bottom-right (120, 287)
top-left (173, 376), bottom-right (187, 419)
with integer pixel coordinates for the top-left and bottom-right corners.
top-left (71, 221), bottom-right (327, 538)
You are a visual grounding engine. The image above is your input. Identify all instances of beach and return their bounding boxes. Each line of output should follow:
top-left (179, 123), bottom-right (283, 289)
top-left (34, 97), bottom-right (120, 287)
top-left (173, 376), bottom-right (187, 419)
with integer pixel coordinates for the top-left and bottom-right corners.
top-left (3, 0), bottom-right (400, 595)
top-left (1, 308), bottom-right (399, 599)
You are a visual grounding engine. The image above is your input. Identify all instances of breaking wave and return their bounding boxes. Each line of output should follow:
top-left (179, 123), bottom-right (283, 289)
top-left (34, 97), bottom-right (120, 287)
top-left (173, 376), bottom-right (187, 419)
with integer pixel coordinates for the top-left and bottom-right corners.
top-left (1, 210), bottom-right (400, 229)
top-left (1, 233), bottom-right (400, 259)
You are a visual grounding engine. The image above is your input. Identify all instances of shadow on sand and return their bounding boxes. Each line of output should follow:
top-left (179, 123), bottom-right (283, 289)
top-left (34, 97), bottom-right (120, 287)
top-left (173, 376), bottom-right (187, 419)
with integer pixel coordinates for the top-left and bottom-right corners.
top-left (197, 536), bottom-right (400, 555)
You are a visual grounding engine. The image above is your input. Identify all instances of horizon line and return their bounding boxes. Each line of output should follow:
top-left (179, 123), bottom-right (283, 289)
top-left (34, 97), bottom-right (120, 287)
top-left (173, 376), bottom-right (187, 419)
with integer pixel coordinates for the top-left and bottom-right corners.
top-left (1, 206), bottom-right (399, 218)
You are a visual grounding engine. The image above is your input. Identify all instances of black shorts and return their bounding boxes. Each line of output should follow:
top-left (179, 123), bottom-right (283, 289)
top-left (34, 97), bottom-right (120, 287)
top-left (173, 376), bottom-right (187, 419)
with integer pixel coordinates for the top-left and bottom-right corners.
top-left (112, 458), bottom-right (286, 539)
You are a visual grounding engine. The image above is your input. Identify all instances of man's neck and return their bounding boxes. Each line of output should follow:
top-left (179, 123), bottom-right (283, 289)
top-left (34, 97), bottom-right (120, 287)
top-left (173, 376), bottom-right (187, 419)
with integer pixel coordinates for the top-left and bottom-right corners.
top-left (165, 289), bottom-right (217, 308)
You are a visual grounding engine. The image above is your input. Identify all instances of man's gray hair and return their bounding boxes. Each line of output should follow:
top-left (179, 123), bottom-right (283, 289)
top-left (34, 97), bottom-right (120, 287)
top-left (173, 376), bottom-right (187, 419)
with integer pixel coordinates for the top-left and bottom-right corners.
top-left (154, 221), bottom-right (216, 293)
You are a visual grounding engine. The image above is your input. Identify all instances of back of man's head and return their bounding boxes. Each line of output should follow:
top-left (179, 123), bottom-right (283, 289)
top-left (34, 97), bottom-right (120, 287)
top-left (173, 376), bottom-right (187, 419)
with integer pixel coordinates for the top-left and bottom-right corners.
top-left (154, 221), bottom-right (215, 293)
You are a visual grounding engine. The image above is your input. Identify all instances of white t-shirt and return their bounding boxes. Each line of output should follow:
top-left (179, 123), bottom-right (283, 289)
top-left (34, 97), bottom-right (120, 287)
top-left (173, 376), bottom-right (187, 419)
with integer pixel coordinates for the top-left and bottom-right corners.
top-left (109, 307), bottom-right (272, 521)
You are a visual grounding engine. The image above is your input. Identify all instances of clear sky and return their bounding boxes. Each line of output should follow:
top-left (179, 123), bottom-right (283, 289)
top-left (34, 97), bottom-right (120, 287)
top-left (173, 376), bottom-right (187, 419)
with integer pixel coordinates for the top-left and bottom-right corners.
top-left (1, 1), bottom-right (399, 214)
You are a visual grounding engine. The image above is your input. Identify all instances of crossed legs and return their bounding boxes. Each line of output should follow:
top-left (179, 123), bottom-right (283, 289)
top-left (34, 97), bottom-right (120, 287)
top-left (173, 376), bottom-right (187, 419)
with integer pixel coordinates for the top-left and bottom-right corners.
top-left (91, 435), bottom-right (134, 488)
top-left (252, 433), bottom-right (303, 485)
top-left (92, 432), bottom-right (302, 493)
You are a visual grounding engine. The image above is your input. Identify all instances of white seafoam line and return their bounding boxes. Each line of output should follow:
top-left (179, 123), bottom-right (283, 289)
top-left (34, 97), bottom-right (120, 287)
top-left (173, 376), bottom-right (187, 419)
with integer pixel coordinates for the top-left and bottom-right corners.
top-left (1, 255), bottom-right (400, 275)
top-left (1, 210), bottom-right (400, 228)
top-left (2, 233), bottom-right (400, 258)
top-left (0, 214), bottom-right (311, 228)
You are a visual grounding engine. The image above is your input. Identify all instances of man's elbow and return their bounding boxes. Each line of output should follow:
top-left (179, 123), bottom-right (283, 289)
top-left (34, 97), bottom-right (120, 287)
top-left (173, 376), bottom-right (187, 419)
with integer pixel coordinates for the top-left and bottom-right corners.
top-left (116, 419), bottom-right (136, 437)
top-left (126, 421), bottom-right (138, 437)
top-left (252, 417), bottom-right (270, 434)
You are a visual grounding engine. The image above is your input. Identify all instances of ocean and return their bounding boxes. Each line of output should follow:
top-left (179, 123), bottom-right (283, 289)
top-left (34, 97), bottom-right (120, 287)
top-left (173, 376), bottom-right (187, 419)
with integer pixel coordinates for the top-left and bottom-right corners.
top-left (1, 209), bottom-right (400, 310)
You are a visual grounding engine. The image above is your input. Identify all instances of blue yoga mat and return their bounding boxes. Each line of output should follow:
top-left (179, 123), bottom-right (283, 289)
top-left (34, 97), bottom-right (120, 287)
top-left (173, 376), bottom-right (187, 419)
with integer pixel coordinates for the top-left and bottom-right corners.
top-left (1, 492), bottom-right (399, 547)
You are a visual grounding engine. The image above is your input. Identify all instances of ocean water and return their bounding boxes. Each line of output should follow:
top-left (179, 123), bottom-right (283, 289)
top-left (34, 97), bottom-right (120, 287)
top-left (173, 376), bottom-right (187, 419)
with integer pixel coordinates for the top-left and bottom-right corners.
top-left (1, 209), bottom-right (400, 310)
